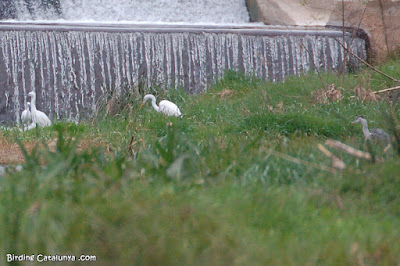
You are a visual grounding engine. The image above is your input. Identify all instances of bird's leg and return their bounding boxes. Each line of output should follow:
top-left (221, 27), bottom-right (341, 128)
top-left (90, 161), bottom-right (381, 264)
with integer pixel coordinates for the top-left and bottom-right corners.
top-left (363, 138), bottom-right (368, 150)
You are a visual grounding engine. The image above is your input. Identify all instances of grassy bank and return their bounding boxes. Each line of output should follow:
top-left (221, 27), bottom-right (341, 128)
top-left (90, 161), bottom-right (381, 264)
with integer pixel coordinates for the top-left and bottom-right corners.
top-left (1, 60), bottom-right (400, 265)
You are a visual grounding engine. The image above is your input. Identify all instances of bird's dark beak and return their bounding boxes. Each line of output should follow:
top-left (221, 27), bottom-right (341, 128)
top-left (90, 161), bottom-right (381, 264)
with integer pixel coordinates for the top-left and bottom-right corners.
top-left (139, 102), bottom-right (145, 110)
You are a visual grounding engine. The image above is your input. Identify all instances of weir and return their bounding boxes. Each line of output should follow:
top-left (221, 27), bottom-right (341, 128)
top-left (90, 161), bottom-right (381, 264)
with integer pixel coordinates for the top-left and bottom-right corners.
top-left (0, 1), bottom-right (367, 123)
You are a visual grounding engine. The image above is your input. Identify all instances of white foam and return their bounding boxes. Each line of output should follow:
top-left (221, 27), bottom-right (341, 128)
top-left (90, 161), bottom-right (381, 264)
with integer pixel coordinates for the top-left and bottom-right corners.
top-left (13, 0), bottom-right (250, 24)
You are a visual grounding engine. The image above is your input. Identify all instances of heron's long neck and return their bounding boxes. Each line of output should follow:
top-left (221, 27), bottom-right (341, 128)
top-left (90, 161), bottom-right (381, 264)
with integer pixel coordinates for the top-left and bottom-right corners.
top-left (30, 94), bottom-right (36, 111)
top-left (30, 95), bottom-right (37, 123)
top-left (361, 120), bottom-right (371, 138)
top-left (149, 96), bottom-right (160, 112)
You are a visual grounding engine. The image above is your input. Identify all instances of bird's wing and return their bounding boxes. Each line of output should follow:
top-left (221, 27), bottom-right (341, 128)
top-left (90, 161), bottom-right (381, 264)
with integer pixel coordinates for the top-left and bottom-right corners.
top-left (36, 110), bottom-right (52, 126)
top-left (21, 110), bottom-right (28, 118)
top-left (21, 110), bottom-right (31, 123)
top-left (371, 128), bottom-right (388, 135)
top-left (370, 128), bottom-right (390, 140)
top-left (159, 100), bottom-right (181, 116)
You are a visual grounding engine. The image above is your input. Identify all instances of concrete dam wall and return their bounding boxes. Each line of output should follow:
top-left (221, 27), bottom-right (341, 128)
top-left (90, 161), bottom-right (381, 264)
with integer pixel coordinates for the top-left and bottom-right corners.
top-left (0, 23), bottom-right (367, 123)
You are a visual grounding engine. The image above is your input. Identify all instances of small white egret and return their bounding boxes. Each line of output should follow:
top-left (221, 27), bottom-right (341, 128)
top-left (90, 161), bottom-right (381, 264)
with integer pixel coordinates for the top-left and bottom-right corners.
top-left (139, 94), bottom-right (182, 117)
top-left (27, 91), bottom-right (52, 128)
top-left (21, 102), bottom-right (31, 127)
top-left (352, 115), bottom-right (391, 143)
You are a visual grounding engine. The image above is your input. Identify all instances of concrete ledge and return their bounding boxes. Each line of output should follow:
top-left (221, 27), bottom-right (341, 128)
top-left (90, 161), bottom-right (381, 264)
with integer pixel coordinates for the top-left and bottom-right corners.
top-left (0, 21), bottom-right (356, 36)
top-left (0, 22), bottom-right (366, 122)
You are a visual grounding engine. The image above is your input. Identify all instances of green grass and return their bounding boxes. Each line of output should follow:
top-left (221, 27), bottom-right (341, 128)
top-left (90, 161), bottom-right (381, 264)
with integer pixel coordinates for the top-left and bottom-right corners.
top-left (1, 63), bottom-right (400, 265)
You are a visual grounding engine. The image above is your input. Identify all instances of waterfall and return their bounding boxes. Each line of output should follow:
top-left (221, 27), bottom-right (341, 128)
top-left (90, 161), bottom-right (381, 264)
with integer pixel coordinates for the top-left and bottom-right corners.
top-left (0, 23), bottom-right (367, 123)
top-left (0, 1), bottom-right (368, 123)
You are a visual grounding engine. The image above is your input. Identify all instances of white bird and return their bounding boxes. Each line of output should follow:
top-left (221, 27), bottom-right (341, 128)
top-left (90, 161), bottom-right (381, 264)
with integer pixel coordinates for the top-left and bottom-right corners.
top-left (352, 115), bottom-right (391, 143)
top-left (139, 94), bottom-right (182, 117)
top-left (27, 91), bottom-right (52, 128)
top-left (21, 102), bottom-right (31, 126)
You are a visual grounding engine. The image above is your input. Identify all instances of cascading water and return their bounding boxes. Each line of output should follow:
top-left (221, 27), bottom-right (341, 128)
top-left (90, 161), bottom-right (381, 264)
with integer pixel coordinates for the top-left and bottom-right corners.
top-left (4, 0), bottom-right (250, 23)
top-left (0, 1), bottom-right (367, 123)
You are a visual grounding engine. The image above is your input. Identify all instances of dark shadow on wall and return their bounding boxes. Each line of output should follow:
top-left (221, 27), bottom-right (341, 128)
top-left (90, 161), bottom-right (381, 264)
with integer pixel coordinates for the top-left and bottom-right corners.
top-left (0, 0), bottom-right (61, 20)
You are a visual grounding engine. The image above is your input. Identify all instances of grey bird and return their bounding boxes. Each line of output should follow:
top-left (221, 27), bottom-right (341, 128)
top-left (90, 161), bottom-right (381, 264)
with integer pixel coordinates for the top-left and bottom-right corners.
top-left (352, 115), bottom-right (391, 143)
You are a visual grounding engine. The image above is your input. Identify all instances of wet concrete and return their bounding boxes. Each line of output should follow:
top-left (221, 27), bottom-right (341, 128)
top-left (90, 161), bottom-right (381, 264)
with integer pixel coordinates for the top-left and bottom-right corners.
top-left (0, 22), bottom-right (367, 123)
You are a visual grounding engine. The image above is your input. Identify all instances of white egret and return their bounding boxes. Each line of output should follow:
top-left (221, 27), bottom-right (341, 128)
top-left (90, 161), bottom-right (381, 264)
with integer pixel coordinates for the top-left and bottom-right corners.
top-left (139, 94), bottom-right (182, 117)
top-left (352, 115), bottom-right (391, 143)
top-left (27, 91), bottom-right (52, 128)
top-left (21, 102), bottom-right (31, 127)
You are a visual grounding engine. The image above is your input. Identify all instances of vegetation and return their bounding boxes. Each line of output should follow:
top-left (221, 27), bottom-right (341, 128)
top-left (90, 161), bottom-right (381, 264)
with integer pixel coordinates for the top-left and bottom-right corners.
top-left (1, 59), bottom-right (400, 265)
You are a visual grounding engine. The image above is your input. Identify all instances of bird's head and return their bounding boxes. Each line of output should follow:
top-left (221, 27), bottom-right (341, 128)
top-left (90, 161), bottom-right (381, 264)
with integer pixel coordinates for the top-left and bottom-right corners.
top-left (28, 91), bottom-right (35, 98)
top-left (140, 94), bottom-right (155, 110)
top-left (143, 94), bottom-right (154, 102)
top-left (352, 115), bottom-right (365, 124)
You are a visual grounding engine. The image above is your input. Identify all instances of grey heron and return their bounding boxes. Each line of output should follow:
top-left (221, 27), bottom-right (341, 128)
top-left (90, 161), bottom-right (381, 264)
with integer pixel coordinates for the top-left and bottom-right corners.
top-left (352, 115), bottom-right (391, 143)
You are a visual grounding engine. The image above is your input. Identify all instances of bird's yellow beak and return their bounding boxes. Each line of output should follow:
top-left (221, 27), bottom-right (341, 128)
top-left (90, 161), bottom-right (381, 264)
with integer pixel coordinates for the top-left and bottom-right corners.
top-left (351, 120), bottom-right (357, 124)
top-left (139, 102), bottom-right (145, 110)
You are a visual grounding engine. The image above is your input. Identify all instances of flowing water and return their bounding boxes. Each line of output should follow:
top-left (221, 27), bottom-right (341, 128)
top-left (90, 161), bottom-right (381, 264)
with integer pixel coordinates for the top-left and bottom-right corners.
top-left (5, 0), bottom-right (250, 23)
top-left (0, 1), bottom-right (367, 123)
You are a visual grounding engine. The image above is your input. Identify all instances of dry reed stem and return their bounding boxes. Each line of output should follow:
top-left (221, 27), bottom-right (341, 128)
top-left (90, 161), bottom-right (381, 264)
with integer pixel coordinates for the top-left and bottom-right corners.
top-left (325, 139), bottom-right (383, 162)
top-left (354, 86), bottom-right (381, 102)
top-left (334, 37), bottom-right (400, 83)
top-left (317, 144), bottom-right (346, 170)
top-left (374, 85), bottom-right (400, 94)
top-left (271, 150), bottom-right (334, 173)
top-left (217, 89), bottom-right (235, 98)
top-left (313, 84), bottom-right (343, 104)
